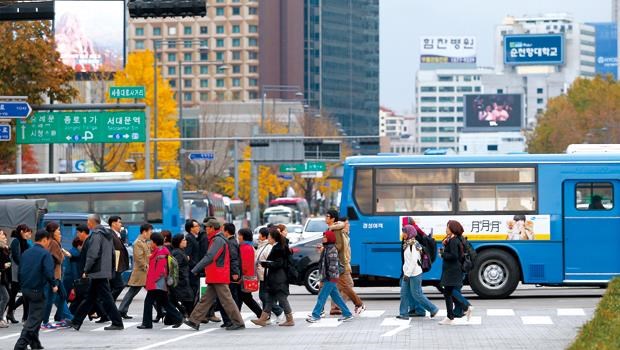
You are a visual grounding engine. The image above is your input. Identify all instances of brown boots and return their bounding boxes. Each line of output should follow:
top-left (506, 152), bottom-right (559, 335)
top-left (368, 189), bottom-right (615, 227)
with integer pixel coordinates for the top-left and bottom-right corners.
top-left (251, 312), bottom-right (270, 326)
top-left (278, 313), bottom-right (295, 327)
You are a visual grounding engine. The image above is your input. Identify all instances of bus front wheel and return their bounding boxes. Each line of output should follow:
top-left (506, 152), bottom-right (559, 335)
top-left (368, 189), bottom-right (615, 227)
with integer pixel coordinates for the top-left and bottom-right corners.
top-left (469, 249), bottom-right (520, 299)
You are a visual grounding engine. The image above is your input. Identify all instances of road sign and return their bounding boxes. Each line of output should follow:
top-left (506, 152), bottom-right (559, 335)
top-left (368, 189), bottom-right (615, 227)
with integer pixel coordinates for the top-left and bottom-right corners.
top-left (0, 124), bottom-right (10, 141)
top-left (301, 171), bottom-right (323, 178)
top-left (0, 102), bottom-right (32, 118)
top-left (188, 152), bottom-right (215, 161)
top-left (277, 174), bottom-right (294, 181)
top-left (109, 86), bottom-right (145, 99)
top-left (16, 110), bottom-right (146, 144)
top-left (279, 162), bottom-right (326, 173)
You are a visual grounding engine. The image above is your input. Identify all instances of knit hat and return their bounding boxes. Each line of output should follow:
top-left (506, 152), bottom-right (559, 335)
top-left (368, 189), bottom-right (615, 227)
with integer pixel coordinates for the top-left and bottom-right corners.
top-left (323, 230), bottom-right (336, 243)
top-left (401, 225), bottom-right (417, 240)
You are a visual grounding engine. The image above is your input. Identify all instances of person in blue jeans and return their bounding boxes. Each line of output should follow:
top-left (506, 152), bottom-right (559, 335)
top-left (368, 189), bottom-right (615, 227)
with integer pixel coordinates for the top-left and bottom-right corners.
top-left (306, 230), bottom-right (354, 323)
top-left (397, 225), bottom-right (439, 320)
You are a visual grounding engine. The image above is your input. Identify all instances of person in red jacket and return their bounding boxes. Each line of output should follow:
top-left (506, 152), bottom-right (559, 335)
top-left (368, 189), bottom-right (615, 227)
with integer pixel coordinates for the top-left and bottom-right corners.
top-left (184, 220), bottom-right (245, 331)
top-left (137, 232), bottom-right (182, 329)
top-left (236, 228), bottom-right (262, 318)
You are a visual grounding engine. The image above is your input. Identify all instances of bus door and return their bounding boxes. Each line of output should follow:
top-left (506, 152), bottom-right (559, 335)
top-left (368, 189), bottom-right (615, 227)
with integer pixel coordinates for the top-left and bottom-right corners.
top-left (563, 180), bottom-right (620, 282)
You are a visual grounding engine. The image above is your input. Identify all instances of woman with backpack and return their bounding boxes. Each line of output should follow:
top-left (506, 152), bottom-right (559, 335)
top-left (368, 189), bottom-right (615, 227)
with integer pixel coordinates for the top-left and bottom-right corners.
top-left (397, 225), bottom-right (439, 320)
top-left (251, 228), bottom-right (294, 327)
top-left (137, 232), bottom-right (183, 329)
top-left (438, 220), bottom-right (473, 325)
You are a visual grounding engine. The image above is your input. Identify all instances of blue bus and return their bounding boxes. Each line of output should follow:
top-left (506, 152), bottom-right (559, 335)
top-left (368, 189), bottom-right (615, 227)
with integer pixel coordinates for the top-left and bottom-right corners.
top-left (341, 153), bottom-right (620, 298)
top-left (0, 179), bottom-right (184, 243)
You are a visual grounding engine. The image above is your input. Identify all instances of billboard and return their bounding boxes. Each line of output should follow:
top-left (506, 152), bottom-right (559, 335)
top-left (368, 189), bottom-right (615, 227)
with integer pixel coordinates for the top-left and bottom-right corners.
top-left (54, 0), bottom-right (125, 72)
top-left (464, 94), bottom-right (522, 129)
top-left (504, 34), bottom-right (564, 66)
top-left (420, 36), bottom-right (476, 64)
top-left (589, 22), bottom-right (618, 80)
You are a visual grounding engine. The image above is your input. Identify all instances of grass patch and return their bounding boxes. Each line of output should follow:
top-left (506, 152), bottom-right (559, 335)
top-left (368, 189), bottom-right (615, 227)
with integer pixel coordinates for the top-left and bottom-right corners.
top-left (569, 278), bottom-right (620, 350)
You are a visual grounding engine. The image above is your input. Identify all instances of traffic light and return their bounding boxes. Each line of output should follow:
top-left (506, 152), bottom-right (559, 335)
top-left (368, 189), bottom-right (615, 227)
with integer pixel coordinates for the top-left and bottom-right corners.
top-left (128, 0), bottom-right (207, 19)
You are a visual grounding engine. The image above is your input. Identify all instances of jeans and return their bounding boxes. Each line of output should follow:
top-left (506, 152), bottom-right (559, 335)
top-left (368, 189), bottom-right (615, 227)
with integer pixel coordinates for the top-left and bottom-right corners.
top-left (14, 290), bottom-right (45, 350)
top-left (442, 285), bottom-right (468, 320)
top-left (0, 284), bottom-right (9, 320)
top-left (141, 290), bottom-right (182, 328)
top-left (258, 281), bottom-right (282, 316)
top-left (399, 275), bottom-right (438, 317)
top-left (452, 286), bottom-right (470, 318)
top-left (118, 286), bottom-right (142, 315)
top-left (73, 278), bottom-right (123, 327)
top-left (42, 281), bottom-right (72, 323)
top-left (331, 271), bottom-right (363, 312)
top-left (311, 281), bottom-right (352, 319)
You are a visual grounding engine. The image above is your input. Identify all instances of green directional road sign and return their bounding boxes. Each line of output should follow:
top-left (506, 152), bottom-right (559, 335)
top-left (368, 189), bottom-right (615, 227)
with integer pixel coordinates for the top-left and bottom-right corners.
top-left (16, 110), bottom-right (146, 144)
top-left (109, 86), bottom-right (145, 99)
top-left (279, 162), bottom-right (326, 173)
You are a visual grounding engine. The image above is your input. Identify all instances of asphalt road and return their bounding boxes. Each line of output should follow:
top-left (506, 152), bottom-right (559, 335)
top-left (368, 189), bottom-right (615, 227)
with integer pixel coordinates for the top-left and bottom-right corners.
top-left (0, 285), bottom-right (604, 350)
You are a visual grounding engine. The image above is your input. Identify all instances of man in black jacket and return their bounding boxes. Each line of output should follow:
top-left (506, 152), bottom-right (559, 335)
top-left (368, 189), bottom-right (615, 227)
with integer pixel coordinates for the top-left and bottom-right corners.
top-left (184, 219), bottom-right (202, 296)
top-left (71, 214), bottom-right (124, 331)
top-left (108, 216), bottom-right (129, 301)
top-left (14, 230), bottom-right (56, 350)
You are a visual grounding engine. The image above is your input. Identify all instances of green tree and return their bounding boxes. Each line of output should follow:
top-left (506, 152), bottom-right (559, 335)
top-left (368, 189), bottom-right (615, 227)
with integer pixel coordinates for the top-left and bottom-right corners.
top-left (528, 76), bottom-right (620, 153)
top-left (0, 21), bottom-right (78, 174)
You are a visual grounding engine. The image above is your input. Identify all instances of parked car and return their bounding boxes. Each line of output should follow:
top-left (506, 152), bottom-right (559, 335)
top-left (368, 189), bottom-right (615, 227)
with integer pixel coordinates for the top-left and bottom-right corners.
top-left (289, 235), bottom-right (323, 294)
top-left (301, 217), bottom-right (328, 241)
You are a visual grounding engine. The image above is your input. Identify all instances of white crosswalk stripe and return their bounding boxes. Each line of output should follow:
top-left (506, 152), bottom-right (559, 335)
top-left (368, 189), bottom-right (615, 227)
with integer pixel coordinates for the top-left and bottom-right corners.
top-left (557, 308), bottom-right (586, 316)
top-left (91, 322), bottom-right (140, 331)
top-left (308, 318), bottom-right (343, 328)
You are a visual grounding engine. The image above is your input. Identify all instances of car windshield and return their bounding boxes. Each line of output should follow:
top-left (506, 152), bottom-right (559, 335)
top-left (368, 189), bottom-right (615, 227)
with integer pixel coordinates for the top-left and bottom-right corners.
top-left (305, 220), bottom-right (328, 232)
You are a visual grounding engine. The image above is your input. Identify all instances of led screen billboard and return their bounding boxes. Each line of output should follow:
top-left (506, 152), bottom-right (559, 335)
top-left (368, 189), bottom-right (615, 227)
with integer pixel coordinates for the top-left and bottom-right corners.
top-left (54, 0), bottom-right (124, 72)
top-left (465, 94), bottom-right (522, 130)
top-left (504, 34), bottom-right (564, 66)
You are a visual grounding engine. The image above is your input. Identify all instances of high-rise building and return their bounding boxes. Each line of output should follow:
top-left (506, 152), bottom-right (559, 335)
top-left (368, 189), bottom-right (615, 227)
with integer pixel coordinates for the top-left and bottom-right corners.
top-left (127, 0), bottom-right (260, 105)
top-left (588, 22), bottom-right (618, 80)
top-left (304, 0), bottom-right (380, 144)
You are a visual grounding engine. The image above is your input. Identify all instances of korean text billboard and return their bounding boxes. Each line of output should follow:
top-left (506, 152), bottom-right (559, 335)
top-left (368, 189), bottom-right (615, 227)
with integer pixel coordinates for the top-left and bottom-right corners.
top-left (504, 34), bottom-right (564, 66)
top-left (54, 0), bottom-right (125, 73)
top-left (464, 94), bottom-right (522, 130)
top-left (589, 22), bottom-right (618, 80)
top-left (420, 36), bottom-right (476, 64)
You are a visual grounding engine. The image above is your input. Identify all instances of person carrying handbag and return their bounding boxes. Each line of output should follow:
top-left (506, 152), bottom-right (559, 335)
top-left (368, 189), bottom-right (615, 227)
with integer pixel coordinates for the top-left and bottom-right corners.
top-left (237, 228), bottom-right (262, 318)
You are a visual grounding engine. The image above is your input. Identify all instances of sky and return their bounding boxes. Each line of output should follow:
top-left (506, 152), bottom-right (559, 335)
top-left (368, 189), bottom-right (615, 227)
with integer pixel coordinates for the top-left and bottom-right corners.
top-left (380, 0), bottom-right (614, 114)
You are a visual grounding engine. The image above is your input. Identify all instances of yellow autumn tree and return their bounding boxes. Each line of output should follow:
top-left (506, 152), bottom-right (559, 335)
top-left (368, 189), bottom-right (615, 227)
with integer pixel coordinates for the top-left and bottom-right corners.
top-left (104, 51), bottom-right (180, 179)
top-left (219, 147), bottom-right (288, 205)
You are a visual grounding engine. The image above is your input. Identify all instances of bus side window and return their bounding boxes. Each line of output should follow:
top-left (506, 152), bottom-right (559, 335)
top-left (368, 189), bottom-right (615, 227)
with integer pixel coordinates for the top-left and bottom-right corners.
top-left (576, 182), bottom-right (613, 210)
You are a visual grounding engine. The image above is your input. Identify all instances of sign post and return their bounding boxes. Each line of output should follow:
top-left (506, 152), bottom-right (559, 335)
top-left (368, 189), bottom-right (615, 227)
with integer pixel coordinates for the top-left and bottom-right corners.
top-left (109, 86), bottom-right (145, 99)
top-left (279, 162), bottom-right (326, 173)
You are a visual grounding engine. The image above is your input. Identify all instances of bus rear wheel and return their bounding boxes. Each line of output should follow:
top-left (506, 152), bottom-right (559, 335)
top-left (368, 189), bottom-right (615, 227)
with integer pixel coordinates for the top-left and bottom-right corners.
top-left (469, 249), bottom-right (520, 299)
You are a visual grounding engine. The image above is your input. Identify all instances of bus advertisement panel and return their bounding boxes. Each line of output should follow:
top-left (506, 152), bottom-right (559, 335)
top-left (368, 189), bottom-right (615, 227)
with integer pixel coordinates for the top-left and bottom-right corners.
top-left (399, 215), bottom-right (551, 241)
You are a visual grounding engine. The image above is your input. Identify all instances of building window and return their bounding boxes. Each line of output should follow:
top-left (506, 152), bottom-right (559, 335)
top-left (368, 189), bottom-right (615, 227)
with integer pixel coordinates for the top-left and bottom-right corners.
top-left (183, 66), bottom-right (192, 75)
top-left (216, 7), bottom-right (225, 16)
top-left (153, 27), bottom-right (161, 36)
top-left (457, 86), bottom-right (472, 92)
top-left (167, 53), bottom-right (176, 62)
top-left (199, 65), bottom-right (208, 74)
top-left (248, 7), bottom-right (258, 15)
top-left (438, 96), bottom-right (454, 103)
top-left (232, 51), bottom-right (241, 60)
top-left (457, 117), bottom-right (464, 122)
top-left (487, 145), bottom-right (498, 151)
top-left (232, 65), bottom-right (241, 73)
top-left (537, 88), bottom-right (544, 94)
top-left (168, 26), bottom-right (177, 35)
top-left (537, 98), bottom-right (544, 104)
top-left (420, 86), bottom-right (436, 92)
top-left (439, 137), bottom-right (455, 143)
top-left (438, 86), bottom-right (455, 92)
top-left (249, 78), bottom-right (258, 87)
top-left (135, 40), bottom-right (145, 49)
top-left (200, 52), bottom-right (209, 61)
top-left (420, 117), bottom-right (436, 123)
top-left (232, 38), bottom-right (241, 47)
top-left (420, 97), bottom-right (436, 103)
top-left (200, 92), bottom-right (209, 101)
top-left (135, 27), bottom-right (144, 36)
top-left (216, 39), bottom-right (224, 48)
top-left (421, 137), bottom-right (437, 143)
top-left (249, 91), bottom-right (258, 99)
top-left (457, 107), bottom-right (463, 112)
top-left (438, 76), bottom-right (453, 82)
top-left (463, 75), bottom-right (472, 82)
top-left (438, 106), bottom-right (455, 112)
top-left (497, 89), bottom-right (504, 94)
top-left (421, 127), bottom-right (437, 132)
top-left (248, 52), bottom-right (258, 60)
top-left (216, 25), bottom-right (224, 34)
top-left (474, 86), bottom-right (481, 92)
top-left (200, 26), bottom-right (208, 34)
top-left (216, 52), bottom-right (224, 60)
top-left (167, 66), bottom-right (176, 75)
top-left (420, 107), bottom-right (437, 113)
top-left (167, 41), bottom-right (177, 49)
top-left (232, 25), bottom-right (240, 33)
top-left (248, 24), bottom-right (258, 33)
top-left (232, 78), bottom-right (241, 87)
top-left (438, 116), bottom-right (454, 122)
top-left (184, 79), bottom-right (192, 88)
top-left (184, 26), bottom-right (192, 35)
top-left (200, 79), bottom-right (209, 88)
top-left (249, 65), bottom-right (258, 73)
top-left (169, 79), bottom-right (176, 88)
top-left (183, 40), bottom-right (192, 48)
top-left (439, 127), bottom-right (455, 132)
top-left (216, 79), bottom-right (225, 87)
top-left (248, 38), bottom-right (258, 46)
top-left (232, 7), bottom-right (240, 15)
top-left (183, 53), bottom-right (192, 61)
top-left (183, 92), bottom-right (192, 102)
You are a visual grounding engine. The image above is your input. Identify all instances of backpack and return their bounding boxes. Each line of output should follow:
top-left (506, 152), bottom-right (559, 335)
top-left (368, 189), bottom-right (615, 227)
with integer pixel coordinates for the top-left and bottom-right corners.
top-left (459, 236), bottom-right (477, 273)
top-left (416, 233), bottom-right (437, 263)
top-left (166, 255), bottom-right (179, 288)
top-left (415, 242), bottom-right (432, 273)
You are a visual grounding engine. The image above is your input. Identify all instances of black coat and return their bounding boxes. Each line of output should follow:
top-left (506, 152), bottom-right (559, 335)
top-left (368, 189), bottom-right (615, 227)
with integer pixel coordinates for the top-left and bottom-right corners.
top-left (0, 246), bottom-right (10, 286)
top-left (440, 236), bottom-right (463, 287)
top-left (263, 243), bottom-right (289, 295)
top-left (171, 248), bottom-right (194, 302)
top-left (185, 233), bottom-right (200, 270)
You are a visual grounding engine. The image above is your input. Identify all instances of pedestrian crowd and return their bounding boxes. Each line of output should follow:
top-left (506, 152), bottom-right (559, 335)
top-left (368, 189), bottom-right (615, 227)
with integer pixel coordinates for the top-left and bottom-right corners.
top-left (0, 210), bottom-right (474, 350)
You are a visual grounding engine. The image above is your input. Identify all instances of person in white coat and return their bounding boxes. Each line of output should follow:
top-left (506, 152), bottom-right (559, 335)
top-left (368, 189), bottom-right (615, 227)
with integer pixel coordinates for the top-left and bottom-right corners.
top-left (254, 227), bottom-right (283, 323)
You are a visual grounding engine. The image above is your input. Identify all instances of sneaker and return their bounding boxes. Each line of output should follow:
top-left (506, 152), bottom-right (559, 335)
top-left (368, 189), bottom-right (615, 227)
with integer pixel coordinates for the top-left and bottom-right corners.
top-left (41, 323), bottom-right (57, 330)
top-left (354, 304), bottom-right (366, 315)
top-left (305, 316), bottom-right (320, 323)
top-left (395, 315), bottom-right (409, 320)
top-left (438, 317), bottom-right (453, 326)
top-left (55, 320), bottom-right (71, 328)
top-left (0, 320), bottom-right (8, 328)
top-left (430, 309), bottom-right (439, 318)
top-left (465, 306), bottom-right (474, 322)
top-left (338, 315), bottom-right (354, 322)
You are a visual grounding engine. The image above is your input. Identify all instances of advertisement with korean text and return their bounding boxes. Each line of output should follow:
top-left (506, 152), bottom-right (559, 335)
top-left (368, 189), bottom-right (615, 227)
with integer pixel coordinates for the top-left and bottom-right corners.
top-left (504, 34), bottom-right (564, 66)
top-left (420, 36), bottom-right (476, 64)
